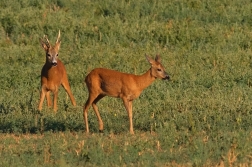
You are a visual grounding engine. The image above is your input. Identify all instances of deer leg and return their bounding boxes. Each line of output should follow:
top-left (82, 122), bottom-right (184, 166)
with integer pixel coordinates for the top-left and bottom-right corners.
top-left (38, 88), bottom-right (46, 111)
top-left (46, 91), bottom-right (52, 107)
top-left (92, 95), bottom-right (105, 132)
top-left (83, 93), bottom-right (98, 133)
top-left (53, 89), bottom-right (58, 112)
top-left (122, 98), bottom-right (134, 134)
top-left (62, 80), bottom-right (76, 106)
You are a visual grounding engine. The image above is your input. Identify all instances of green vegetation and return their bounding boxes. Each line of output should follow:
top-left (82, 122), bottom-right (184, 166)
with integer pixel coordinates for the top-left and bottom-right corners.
top-left (1, 0), bottom-right (252, 166)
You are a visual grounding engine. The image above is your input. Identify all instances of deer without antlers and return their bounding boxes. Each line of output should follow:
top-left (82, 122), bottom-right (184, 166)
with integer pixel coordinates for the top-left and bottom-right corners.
top-left (83, 54), bottom-right (170, 134)
top-left (38, 30), bottom-right (76, 112)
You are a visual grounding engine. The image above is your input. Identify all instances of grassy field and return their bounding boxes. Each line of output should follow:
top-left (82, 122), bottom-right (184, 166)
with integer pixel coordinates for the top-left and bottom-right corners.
top-left (1, 0), bottom-right (252, 166)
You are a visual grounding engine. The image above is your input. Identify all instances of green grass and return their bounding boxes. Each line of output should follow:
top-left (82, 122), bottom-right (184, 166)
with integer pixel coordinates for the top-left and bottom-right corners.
top-left (1, 0), bottom-right (252, 166)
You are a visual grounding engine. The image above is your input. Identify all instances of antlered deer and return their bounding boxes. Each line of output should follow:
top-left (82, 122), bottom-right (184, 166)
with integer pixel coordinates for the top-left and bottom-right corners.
top-left (38, 30), bottom-right (76, 112)
top-left (83, 54), bottom-right (169, 134)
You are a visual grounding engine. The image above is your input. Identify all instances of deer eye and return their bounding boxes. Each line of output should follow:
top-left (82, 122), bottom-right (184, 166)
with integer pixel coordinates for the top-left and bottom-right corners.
top-left (157, 68), bottom-right (162, 71)
top-left (56, 54), bottom-right (58, 57)
top-left (47, 54), bottom-right (51, 57)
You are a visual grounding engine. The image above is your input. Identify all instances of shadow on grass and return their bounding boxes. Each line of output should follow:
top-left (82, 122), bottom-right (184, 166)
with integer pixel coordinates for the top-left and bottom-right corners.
top-left (0, 113), bottom-right (85, 134)
top-left (0, 104), bottom-right (156, 135)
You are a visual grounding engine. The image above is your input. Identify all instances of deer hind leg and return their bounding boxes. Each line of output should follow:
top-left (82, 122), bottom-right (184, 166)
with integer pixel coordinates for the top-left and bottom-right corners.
top-left (83, 92), bottom-right (99, 133)
top-left (62, 79), bottom-right (76, 106)
top-left (122, 98), bottom-right (134, 134)
top-left (92, 95), bottom-right (105, 132)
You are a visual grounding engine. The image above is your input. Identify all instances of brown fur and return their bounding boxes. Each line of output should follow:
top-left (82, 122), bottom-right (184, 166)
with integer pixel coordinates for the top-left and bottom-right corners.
top-left (38, 31), bottom-right (76, 112)
top-left (83, 55), bottom-right (169, 134)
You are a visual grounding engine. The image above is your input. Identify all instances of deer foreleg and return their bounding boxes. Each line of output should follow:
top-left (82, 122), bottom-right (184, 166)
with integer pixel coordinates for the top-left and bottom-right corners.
top-left (123, 98), bottom-right (134, 134)
top-left (38, 89), bottom-right (46, 111)
top-left (46, 91), bottom-right (52, 107)
top-left (53, 89), bottom-right (58, 112)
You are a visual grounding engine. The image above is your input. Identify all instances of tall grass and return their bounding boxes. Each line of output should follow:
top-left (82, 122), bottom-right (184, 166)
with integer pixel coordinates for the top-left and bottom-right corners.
top-left (0, 0), bottom-right (252, 166)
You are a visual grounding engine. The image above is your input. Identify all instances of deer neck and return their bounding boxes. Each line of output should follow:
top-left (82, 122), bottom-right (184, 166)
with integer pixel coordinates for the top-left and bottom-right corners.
top-left (44, 62), bottom-right (53, 69)
top-left (136, 68), bottom-right (156, 91)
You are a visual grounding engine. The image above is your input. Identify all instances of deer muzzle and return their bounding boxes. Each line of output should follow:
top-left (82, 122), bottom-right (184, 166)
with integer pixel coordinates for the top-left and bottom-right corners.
top-left (51, 57), bottom-right (57, 66)
top-left (52, 62), bottom-right (57, 66)
top-left (162, 72), bottom-right (170, 80)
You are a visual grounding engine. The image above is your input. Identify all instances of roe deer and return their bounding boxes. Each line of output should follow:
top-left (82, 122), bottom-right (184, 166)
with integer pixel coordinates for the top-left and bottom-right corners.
top-left (83, 54), bottom-right (169, 134)
top-left (38, 30), bottom-right (76, 112)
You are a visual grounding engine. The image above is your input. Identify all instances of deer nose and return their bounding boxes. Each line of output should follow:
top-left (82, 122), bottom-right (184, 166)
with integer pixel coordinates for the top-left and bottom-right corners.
top-left (52, 62), bottom-right (57, 66)
top-left (163, 73), bottom-right (170, 80)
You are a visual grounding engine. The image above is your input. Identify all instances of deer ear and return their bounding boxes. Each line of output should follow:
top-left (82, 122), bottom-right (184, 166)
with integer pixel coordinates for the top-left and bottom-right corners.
top-left (145, 54), bottom-right (155, 65)
top-left (155, 54), bottom-right (161, 63)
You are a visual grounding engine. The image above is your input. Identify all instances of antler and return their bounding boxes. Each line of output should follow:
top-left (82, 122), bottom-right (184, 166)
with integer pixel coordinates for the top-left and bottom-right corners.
top-left (56, 30), bottom-right (61, 43)
top-left (43, 35), bottom-right (51, 49)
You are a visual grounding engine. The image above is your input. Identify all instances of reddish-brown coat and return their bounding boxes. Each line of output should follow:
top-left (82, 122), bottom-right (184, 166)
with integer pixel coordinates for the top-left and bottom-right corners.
top-left (38, 31), bottom-right (76, 112)
top-left (83, 55), bottom-right (169, 134)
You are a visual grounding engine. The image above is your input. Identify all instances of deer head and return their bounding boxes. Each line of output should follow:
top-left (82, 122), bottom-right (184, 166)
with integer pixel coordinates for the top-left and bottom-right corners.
top-left (146, 54), bottom-right (170, 80)
top-left (40, 30), bottom-right (61, 66)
